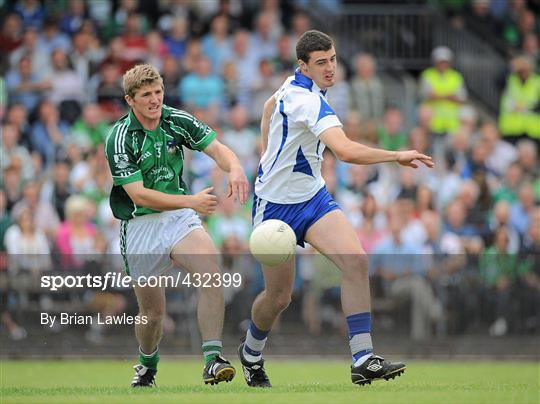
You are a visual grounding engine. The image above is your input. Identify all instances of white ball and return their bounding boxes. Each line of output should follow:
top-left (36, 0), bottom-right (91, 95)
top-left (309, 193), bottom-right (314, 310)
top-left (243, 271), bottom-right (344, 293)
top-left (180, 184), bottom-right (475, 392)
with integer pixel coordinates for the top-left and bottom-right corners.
top-left (249, 220), bottom-right (296, 267)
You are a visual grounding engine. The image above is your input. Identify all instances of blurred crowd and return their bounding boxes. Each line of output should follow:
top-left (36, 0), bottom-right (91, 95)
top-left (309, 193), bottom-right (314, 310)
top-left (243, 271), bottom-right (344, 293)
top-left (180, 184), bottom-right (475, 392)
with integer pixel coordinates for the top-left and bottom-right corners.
top-left (0, 0), bottom-right (539, 344)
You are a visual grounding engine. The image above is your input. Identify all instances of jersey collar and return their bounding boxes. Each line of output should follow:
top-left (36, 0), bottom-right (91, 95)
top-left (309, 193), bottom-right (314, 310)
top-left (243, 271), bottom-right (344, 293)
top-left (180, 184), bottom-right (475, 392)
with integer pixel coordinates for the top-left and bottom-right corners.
top-left (126, 106), bottom-right (171, 131)
top-left (291, 68), bottom-right (327, 96)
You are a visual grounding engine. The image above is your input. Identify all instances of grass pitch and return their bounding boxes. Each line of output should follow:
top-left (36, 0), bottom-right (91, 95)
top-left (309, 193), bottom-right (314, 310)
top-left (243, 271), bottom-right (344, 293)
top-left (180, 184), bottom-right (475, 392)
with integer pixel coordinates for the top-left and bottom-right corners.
top-left (1, 359), bottom-right (538, 403)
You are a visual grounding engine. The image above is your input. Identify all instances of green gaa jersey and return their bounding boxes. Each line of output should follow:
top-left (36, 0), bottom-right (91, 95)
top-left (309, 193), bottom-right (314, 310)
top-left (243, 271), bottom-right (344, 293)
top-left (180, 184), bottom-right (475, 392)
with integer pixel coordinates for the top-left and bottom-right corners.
top-left (105, 105), bottom-right (216, 220)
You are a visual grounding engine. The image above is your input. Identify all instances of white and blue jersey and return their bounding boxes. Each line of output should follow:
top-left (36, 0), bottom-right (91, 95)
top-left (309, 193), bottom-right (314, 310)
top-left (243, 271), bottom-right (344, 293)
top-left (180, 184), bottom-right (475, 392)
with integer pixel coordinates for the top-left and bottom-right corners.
top-left (253, 70), bottom-right (343, 246)
top-left (255, 69), bottom-right (342, 204)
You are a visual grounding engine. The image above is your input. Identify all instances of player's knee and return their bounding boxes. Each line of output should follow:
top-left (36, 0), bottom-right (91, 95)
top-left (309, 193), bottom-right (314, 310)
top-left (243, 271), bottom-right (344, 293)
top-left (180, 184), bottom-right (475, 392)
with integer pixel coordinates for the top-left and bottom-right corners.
top-left (271, 293), bottom-right (292, 313)
top-left (342, 252), bottom-right (368, 275)
top-left (140, 308), bottom-right (165, 325)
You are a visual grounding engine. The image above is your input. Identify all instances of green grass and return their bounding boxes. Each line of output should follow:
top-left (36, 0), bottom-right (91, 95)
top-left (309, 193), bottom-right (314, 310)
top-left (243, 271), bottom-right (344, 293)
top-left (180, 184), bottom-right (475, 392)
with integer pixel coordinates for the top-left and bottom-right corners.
top-left (1, 359), bottom-right (538, 403)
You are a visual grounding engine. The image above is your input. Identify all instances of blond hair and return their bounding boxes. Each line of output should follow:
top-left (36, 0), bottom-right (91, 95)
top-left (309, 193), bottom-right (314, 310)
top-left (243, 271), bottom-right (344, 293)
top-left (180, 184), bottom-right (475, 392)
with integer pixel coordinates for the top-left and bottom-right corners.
top-left (65, 195), bottom-right (89, 220)
top-left (122, 64), bottom-right (163, 98)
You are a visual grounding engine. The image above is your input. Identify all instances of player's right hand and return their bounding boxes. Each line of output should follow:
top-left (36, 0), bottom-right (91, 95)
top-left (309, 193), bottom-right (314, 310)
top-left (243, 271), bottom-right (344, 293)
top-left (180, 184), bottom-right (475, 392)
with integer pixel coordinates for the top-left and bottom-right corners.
top-left (189, 187), bottom-right (218, 215)
top-left (397, 150), bottom-right (434, 168)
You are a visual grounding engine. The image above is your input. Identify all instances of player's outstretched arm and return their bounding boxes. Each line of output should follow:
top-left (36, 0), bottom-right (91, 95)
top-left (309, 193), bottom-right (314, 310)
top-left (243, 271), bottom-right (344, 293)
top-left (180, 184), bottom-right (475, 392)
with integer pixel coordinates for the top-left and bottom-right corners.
top-left (320, 126), bottom-right (434, 168)
top-left (203, 139), bottom-right (249, 204)
top-left (123, 181), bottom-right (218, 215)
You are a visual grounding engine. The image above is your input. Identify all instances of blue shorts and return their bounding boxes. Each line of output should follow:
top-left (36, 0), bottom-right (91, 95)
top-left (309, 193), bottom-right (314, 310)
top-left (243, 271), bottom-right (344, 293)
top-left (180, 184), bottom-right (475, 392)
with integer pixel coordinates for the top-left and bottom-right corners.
top-left (252, 186), bottom-right (341, 247)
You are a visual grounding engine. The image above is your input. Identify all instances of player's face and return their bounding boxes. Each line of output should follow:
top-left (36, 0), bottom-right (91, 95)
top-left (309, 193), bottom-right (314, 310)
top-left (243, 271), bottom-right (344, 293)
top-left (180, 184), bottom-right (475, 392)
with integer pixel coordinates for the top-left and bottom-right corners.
top-left (125, 82), bottom-right (164, 126)
top-left (299, 46), bottom-right (337, 89)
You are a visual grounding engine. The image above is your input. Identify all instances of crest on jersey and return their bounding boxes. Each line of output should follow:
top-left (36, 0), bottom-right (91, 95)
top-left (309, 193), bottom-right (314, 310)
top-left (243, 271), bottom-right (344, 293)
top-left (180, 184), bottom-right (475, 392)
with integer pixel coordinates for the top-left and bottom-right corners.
top-left (114, 153), bottom-right (129, 170)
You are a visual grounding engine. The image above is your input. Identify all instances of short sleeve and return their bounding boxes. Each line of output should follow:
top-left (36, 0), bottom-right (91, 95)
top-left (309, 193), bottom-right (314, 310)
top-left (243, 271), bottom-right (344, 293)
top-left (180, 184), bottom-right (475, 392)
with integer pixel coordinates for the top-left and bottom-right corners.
top-left (105, 125), bottom-right (142, 186)
top-left (299, 94), bottom-right (342, 137)
top-left (170, 110), bottom-right (217, 151)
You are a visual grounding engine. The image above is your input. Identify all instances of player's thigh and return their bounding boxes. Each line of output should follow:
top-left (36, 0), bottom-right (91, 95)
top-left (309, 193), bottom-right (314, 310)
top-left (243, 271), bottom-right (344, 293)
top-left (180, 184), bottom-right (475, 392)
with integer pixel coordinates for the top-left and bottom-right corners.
top-left (304, 209), bottom-right (366, 269)
top-left (262, 258), bottom-right (295, 298)
top-left (170, 228), bottom-right (220, 275)
top-left (133, 285), bottom-right (166, 316)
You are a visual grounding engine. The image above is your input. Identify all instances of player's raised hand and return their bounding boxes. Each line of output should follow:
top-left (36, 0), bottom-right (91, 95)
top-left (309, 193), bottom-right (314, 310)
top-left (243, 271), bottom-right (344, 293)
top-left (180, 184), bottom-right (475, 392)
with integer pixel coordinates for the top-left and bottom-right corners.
top-left (190, 187), bottom-right (218, 215)
top-left (397, 150), bottom-right (434, 169)
top-left (227, 165), bottom-right (249, 204)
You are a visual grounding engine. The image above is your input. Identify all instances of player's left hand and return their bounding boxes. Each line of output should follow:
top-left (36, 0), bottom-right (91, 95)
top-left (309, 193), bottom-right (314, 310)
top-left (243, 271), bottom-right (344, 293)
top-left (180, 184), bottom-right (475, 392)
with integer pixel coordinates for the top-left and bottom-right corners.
top-left (227, 165), bottom-right (249, 204)
top-left (397, 150), bottom-right (434, 169)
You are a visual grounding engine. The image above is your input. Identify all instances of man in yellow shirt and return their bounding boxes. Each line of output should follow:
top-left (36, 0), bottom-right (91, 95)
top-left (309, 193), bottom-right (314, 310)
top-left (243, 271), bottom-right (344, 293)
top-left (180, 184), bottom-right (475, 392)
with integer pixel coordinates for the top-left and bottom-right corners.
top-left (499, 56), bottom-right (540, 148)
top-left (420, 46), bottom-right (467, 137)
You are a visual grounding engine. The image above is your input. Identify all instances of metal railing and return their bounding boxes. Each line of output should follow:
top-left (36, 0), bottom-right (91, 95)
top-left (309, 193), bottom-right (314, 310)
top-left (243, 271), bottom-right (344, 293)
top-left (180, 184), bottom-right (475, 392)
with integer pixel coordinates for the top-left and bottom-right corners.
top-left (328, 5), bottom-right (507, 113)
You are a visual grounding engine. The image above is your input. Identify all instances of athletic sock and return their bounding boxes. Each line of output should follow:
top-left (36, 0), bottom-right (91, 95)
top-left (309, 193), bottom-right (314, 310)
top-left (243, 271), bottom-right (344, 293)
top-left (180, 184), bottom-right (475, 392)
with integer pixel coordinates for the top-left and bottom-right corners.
top-left (347, 312), bottom-right (373, 367)
top-left (242, 321), bottom-right (270, 363)
top-left (202, 340), bottom-right (222, 365)
top-left (139, 346), bottom-right (159, 370)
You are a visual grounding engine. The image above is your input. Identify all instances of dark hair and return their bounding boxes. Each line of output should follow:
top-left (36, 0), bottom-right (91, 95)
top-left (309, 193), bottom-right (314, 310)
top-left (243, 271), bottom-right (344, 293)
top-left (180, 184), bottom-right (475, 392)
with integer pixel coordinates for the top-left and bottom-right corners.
top-left (296, 30), bottom-right (334, 63)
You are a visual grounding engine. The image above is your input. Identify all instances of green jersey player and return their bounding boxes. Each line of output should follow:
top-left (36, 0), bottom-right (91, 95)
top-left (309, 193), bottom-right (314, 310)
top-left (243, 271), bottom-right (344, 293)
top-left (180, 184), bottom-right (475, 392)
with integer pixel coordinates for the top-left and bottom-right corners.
top-left (105, 64), bottom-right (248, 387)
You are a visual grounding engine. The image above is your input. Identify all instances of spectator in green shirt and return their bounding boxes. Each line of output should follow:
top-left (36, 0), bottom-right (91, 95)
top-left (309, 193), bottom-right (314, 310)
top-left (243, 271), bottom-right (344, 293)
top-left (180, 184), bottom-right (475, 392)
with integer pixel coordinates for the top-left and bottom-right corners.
top-left (376, 107), bottom-right (407, 151)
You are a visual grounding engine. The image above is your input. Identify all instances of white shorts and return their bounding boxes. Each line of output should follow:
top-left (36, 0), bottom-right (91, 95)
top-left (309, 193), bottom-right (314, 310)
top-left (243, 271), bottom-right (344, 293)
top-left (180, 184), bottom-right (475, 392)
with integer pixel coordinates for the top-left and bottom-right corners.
top-left (120, 208), bottom-right (202, 279)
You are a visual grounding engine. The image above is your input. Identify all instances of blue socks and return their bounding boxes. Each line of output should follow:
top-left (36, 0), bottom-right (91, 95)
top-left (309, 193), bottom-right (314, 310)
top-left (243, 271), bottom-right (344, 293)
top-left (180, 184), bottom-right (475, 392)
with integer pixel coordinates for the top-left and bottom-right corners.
top-left (243, 321), bottom-right (270, 363)
top-left (347, 312), bottom-right (373, 366)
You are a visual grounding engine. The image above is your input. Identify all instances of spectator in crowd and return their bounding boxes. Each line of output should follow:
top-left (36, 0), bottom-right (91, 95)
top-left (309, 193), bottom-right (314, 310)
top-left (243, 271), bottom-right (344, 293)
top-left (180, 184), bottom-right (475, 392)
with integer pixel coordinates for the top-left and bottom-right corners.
top-left (55, 195), bottom-right (97, 271)
top-left (9, 27), bottom-right (51, 78)
top-left (11, 180), bottom-right (59, 240)
top-left (59, 0), bottom-right (87, 36)
top-left (518, 207), bottom-right (540, 333)
top-left (93, 62), bottom-right (126, 121)
top-left (38, 16), bottom-right (71, 54)
top-left (207, 195), bottom-right (250, 248)
top-left (70, 29), bottom-right (105, 84)
top-left (164, 16), bottom-right (189, 60)
top-left (481, 122), bottom-right (518, 178)
top-left (2, 165), bottom-right (24, 213)
top-left (30, 100), bottom-right (70, 167)
top-left (351, 53), bottom-right (385, 124)
top-left (4, 207), bottom-right (51, 277)
top-left (327, 65), bottom-right (351, 121)
top-left (371, 205), bottom-right (442, 340)
top-left (479, 226), bottom-right (523, 336)
top-left (6, 54), bottom-right (51, 113)
top-left (40, 160), bottom-right (73, 221)
top-left (499, 56), bottom-right (540, 146)
top-left (120, 13), bottom-right (147, 63)
top-left (71, 103), bottom-right (109, 150)
top-left (0, 124), bottom-right (34, 182)
top-left (250, 59), bottom-right (282, 122)
top-left (224, 30), bottom-right (259, 108)
top-left (509, 182), bottom-right (536, 237)
top-left (0, 13), bottom-right (23, 54)
top-left (179, 55), bottom-right (224, 115)
top-left (516, 139), bottom-right (538, 180)
top-left (420, 46), bottom-right (467, 140)
top-left (356, 193), bottom-right (386, 254)
top-left (46, 48), bottom-right (85, 122)
top-left (14, 0), bottom-right (45, 29)
top-left (271, 34), bottom-right (295, 75)
top-left (221, 105), bottom-right (258, 180)
top-left (161, 54), bottom-right (183, 107)
top-left (376, 107), bottom-right (407, 151)
top-left (492, 161), bottom-right (524, 203)
top-left (489, 200), bottom-right (521, 253)
top-left (201, 14), bottom-right (231, 75)
top-left (250, 12), bottom-right (279, 61)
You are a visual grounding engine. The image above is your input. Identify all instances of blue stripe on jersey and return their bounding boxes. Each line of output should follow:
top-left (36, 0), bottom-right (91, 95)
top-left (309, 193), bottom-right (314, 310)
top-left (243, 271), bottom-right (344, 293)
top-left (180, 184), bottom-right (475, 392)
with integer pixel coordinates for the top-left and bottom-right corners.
top-left (317, 97), bottom-right (336, 123)
top-left (266, 99), bottom-right (288, 176)
top-left (292, 145), bottom-right (313, 177)
top-left (316, 140), bottom-right (321, 160)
